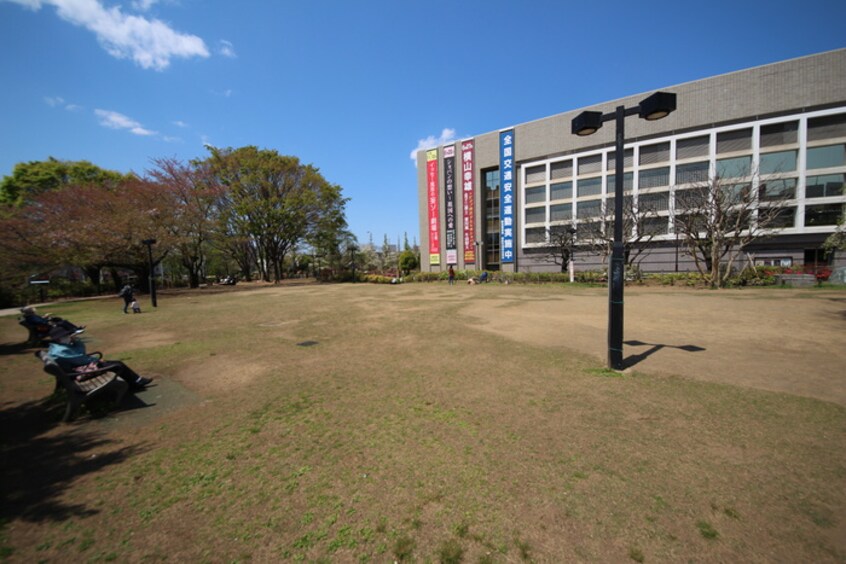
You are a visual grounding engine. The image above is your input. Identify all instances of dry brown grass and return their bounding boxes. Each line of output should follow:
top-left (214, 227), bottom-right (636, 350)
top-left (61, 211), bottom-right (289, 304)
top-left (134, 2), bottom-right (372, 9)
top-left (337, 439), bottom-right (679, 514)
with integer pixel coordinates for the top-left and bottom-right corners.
top-left (1, 282), bottom-right (844, 562)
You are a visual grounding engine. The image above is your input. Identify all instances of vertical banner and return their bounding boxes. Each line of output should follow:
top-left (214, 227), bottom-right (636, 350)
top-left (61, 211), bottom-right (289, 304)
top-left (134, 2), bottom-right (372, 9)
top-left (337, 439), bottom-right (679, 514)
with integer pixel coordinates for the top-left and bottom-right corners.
top-left (426, 149), bottom-right (441, 266)
top-left (461, 140), bottom-right (476, 264)
top-left (443, 145), bottom-right (458, 265)
top-left (499, 130), bottom-right (515, 264)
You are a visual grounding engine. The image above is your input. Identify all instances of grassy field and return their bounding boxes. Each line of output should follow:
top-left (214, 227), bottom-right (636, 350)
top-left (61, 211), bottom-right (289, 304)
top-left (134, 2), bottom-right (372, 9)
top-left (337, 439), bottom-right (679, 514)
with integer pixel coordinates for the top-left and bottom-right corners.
top-left (1, 282), bottom-right (845, 562)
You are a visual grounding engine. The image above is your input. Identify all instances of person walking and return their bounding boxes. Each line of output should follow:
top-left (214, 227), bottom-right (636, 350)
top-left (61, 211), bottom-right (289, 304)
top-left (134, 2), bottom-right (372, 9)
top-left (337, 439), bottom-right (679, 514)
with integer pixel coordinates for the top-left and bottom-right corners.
top-left (448, 265), bottom-right (456, 285)
top-left (118, 284), bottom-right (135, 314)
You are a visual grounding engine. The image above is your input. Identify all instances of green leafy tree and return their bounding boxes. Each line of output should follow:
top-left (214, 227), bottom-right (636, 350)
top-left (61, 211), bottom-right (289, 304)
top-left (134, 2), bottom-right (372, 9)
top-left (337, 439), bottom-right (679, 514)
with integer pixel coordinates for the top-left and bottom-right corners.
top-left (0, 157), bottom-right (127, 207)
top-left (207, 146), bottom-right (348, 282)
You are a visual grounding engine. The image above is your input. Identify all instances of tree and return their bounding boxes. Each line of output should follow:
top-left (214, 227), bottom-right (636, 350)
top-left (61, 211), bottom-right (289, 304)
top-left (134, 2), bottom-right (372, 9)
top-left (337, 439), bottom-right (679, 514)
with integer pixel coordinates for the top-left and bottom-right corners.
top-left (822, 212), bottom-right (846, 254)
top-left (0, 158), bottom-right (127, 207)
top-left (674, 175), bottom-right (790, 288)
top-left (207, 146), bottom-right (348, 282)
top-left (0, 176), bottom-right (179, 292)
top-left (148, 158), bottom-right (222, 288)
top-left (398, 249), bottom-right (418, 275)
top-left (540, 225), bottom-right (576, 273)
top-left (577, 196), bottom-right (662, 275)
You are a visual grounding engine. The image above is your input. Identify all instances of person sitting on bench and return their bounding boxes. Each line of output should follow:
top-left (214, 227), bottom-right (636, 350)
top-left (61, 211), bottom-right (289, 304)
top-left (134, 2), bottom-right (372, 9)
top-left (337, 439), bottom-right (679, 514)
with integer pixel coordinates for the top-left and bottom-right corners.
top-left (20, 306), bottom-right (84, 339)
top-left (46, 326), bottom-right (152, 390)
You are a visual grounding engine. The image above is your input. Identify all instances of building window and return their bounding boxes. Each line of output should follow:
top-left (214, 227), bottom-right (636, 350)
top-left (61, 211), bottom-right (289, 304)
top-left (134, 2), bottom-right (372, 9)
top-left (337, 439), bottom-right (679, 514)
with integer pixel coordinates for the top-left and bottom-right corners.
top-left (717, 128), bottom-right (752, 154)
top-left (676, 135), bottom-right (709, 160)
top-left (760, 121), bottom-right (798, 147)
top-left (640, 216), bottom-right (669, 236)
top-left (550, 203), bottom-right (572, 222)
top-left (577, 154), bottom-right (603, 175)
top-left (577, 200), bottom-right (602, 219)
top-left (525, 164), bottom-right (546, 184)
top-left (639, 142), bottom-right (670, 166)
top-left (807, 144), bottom-right (846, 170)
top-left (639, 192), bottom-right (670, 212)
top-left (550, 181), bottom-right (572, 201)
top-left (805, 203), bottom-right (844, 226)
top-left (806, 174), bottom-right (845, 198)
top-left (766, 207), bottom-right (797, 228)
top-left (676, 161), bottom-right (709, 185)
top-left (807, 113), bottom-right (846, 142)
top-left (525, 227), bottom-right (546, 244)
top-left (716, 156), bottom-right (752, 179)
top-left (607, 148), bottom-right (633, 171)
top-left (525, 186), bottom-right (546, 204)
top-left (577, 177), bottom-right (602, 197)
top-left (525, 206), bottom-right (546, 224)
top-left (759, 178), bottom-right (797, 201)
top-left (550, 160), bottom-right (572, 180)
top-left (760, 150), bottom-right (797, 175)
top-left (639, 167), bottom-right (670, 189)
top-left (483, 169), bottom-right (500, 270)
top-left (755, 257), bottom-right (793, 267)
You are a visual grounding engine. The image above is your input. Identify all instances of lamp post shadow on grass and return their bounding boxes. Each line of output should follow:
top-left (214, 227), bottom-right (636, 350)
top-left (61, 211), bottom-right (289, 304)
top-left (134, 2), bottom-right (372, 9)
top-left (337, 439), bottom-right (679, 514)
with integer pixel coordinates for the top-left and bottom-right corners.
top-left (623, 339), bottom-right (706, 369)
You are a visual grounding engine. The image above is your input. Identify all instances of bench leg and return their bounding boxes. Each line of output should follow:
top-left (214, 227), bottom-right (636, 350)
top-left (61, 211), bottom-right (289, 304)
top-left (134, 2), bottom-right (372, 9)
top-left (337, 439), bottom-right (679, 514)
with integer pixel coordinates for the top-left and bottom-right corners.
top-left (63, 395), bottom-right (83, 422)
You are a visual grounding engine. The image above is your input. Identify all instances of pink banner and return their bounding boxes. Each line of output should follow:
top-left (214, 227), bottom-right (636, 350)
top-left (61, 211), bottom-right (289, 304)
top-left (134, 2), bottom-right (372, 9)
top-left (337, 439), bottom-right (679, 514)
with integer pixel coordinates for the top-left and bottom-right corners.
top-left (426, 149), bottom-right (440, 265)
top-left (461, 140), bottom-right (476, 263)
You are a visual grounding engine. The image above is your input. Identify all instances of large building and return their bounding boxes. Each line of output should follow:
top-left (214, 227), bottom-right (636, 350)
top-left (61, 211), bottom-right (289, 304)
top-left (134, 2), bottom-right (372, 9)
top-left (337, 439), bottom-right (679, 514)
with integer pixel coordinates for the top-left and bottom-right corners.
top-left (417, 49), bottom-right (846, 274)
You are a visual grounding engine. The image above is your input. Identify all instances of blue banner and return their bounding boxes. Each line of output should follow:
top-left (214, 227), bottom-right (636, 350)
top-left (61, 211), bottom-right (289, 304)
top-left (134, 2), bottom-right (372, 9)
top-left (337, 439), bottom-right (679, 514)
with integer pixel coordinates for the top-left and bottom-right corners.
top-left (499, 130), bottom-right (515, 263)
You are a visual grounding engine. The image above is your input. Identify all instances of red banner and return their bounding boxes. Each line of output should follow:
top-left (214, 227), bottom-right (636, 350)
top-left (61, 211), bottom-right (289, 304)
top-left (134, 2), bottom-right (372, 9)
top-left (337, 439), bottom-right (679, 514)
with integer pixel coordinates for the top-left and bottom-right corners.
top-left (461, 140), bottom-right (476, 263)
top-left (426, 149), bottom-right (440, 265)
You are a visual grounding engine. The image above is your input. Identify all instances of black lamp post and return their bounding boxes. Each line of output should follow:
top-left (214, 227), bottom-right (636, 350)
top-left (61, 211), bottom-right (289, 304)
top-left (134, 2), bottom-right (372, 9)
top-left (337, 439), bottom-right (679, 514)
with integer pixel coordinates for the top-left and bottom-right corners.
top-left (142, 238), bottom-right (158, 308)
top-left (572, 91), bottom-right (676, 370)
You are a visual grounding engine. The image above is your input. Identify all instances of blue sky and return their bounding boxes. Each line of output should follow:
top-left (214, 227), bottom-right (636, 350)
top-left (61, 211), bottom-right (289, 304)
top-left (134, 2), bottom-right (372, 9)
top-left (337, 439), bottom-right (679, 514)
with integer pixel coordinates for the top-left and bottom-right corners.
top-left (1, 0), bottom-right (844, 246)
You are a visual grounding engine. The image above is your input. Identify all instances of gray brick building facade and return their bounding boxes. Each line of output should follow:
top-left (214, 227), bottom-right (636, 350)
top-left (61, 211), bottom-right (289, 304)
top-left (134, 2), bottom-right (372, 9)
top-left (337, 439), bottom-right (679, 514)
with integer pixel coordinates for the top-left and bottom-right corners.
top-left (417, 49), bottom-right (846, 275)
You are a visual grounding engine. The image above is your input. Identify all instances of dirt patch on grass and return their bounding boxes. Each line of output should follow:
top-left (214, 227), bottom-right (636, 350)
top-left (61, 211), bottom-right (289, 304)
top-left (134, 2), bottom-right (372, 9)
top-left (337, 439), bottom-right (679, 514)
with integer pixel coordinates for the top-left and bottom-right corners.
top-left (461, 286), bottom-right (846, 406)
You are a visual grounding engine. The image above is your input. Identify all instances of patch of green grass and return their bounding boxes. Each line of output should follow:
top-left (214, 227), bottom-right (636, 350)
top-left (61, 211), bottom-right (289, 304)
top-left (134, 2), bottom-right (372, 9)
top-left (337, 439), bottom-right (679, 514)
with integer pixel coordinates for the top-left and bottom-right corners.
top-left (696, 520), bottom-right (719, 540)
top-left (514, 537), bottom-right (531, 560)
top-left (437, 538), bottom-right (464, 563)
top-left (392, 534), bottom-right (415, 561)
top-left (585, 367), bottom-right (625, 378)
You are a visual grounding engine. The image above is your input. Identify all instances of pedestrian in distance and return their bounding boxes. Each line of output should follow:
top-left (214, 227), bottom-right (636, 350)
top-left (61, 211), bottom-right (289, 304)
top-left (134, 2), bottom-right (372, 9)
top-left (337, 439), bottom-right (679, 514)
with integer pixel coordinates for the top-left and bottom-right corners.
top-left (448, 265), bottom-right (456, 285)
top-left (118, 284), bottom-right (135, 314)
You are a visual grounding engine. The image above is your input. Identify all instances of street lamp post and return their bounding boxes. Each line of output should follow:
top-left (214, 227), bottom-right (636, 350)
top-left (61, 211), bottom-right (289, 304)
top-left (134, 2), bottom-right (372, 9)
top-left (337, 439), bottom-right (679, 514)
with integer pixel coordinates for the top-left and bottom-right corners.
top-left (142, 238), bottom-right (158, 308)
top-left (572, 91), bottom-right (677, 370)
top-left (567, 227), bottom-right (577, 284)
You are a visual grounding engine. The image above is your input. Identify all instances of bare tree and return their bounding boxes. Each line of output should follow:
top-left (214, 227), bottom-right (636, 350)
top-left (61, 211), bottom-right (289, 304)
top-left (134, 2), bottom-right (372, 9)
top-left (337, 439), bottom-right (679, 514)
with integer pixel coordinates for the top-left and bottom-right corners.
top-left (579, 196), bottom-right (663, 274)
top-left (674, 174), bottom-right (791, 288)
top-left (540, 225), bottom-right (576, 273)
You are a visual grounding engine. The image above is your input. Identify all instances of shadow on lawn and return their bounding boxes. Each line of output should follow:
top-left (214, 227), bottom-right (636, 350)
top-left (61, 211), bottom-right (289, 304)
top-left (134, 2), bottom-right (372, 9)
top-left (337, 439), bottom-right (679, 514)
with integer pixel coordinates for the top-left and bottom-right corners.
top-left (623, 339), bottom-right (706, 369)
top-left (0, 340), bottom-right (39, 357)
top-left (0, 395), bottom-right (149, 523)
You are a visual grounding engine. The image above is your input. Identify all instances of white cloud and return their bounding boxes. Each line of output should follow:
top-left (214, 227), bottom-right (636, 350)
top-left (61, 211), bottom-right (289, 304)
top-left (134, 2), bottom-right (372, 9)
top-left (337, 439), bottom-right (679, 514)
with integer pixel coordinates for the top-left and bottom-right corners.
top-left (162, 135), bottom-right (182, 143)
top-left (5, 0), bottom-right (209, 71)
top-left (409, 128), bottom-right (457, 166)
top-left (95, 108), bottom-right (156, 136)
top-left (43, 95), bottom-right (83, 111)
top-left (218, 39), bottom-right (236, 59)
top-left (172, 120), bottom-right (188, 128)
top-left (130, 0), bottom-right (158, 11)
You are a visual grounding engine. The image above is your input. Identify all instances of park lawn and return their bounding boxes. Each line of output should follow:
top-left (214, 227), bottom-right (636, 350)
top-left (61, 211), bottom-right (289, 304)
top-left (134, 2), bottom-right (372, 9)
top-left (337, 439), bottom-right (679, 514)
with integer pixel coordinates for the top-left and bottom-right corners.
top-left (1, 282), bottom-right (844, 562)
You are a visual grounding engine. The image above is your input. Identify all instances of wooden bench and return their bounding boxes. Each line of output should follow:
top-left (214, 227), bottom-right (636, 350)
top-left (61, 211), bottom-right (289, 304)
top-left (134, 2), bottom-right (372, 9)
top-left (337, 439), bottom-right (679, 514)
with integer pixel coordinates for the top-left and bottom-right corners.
top-left (35, 351), bottom-right (129, 422)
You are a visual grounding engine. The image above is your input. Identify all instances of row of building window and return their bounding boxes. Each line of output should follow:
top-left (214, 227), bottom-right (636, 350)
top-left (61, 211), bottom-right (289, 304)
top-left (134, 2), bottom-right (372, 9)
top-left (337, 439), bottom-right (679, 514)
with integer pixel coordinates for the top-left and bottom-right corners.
top-left (524, 113), bottom-right (846, 185)
top-left (520, 110), bottom-right (846, 244)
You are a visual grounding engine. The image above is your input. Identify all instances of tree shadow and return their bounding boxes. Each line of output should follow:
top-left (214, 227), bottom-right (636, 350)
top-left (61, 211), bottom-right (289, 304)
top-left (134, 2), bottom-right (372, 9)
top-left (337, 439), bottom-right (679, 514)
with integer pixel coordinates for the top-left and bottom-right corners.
top-left (0, 394), bottom-right (149, 524)
top-left (623, 339), bottom-right (706, 369)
